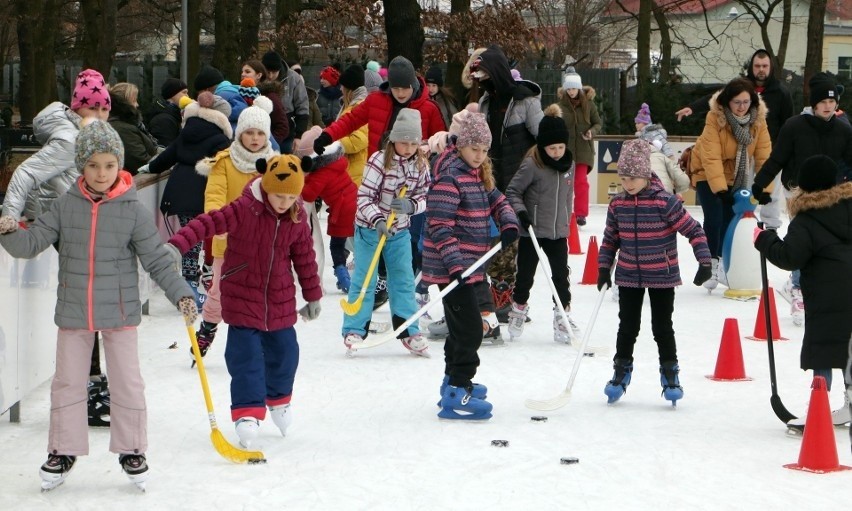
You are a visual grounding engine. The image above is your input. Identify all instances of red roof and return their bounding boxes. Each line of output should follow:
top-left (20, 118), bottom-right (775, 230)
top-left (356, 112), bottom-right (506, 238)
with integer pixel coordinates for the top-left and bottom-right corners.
top-left (607, 0), bottom-right (851, 20)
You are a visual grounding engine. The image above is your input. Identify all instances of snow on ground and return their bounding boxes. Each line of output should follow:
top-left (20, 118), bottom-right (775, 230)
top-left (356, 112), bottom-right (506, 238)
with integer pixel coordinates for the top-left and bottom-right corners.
top-left (1, 204), bottom-right (850, 510)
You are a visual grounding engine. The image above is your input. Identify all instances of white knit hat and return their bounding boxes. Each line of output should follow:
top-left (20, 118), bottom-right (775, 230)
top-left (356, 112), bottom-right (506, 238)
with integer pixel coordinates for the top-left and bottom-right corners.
top-left (235, 95), bottom-right (273, 141)
top-left (389, 108), bottom-right (422, 143)
top-left (562, 66), bottom-right (582, 90)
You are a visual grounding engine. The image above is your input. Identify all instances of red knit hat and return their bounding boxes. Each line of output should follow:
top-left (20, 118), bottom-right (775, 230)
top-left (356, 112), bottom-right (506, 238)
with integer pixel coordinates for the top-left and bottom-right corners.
top-left (320, 66), bottom-right (341, 86)
top-left (71, 69), bottom-right (110, 111)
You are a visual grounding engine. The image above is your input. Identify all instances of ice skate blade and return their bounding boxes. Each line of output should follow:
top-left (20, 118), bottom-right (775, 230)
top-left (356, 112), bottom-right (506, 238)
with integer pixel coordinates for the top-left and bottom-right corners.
top-left (437, 408), bottom-right (492, 421)
top-left (406, 349), bottom-right (431, 358)
top-left (345, 348), bottom-right (357, 358)
top-left (40, 478), bottom-right (67, 492)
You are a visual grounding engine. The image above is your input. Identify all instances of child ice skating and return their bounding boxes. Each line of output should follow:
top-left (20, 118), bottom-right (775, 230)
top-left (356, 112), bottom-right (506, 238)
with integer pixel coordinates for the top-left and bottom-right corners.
top-left (422, 112), bottom-right (519, 420)
top-left (168, 154), bottom-right (321, 449)
top-left (505, 104), bottom-right (578, 342)
top-left (634, 103), bottom-right (675, 159)
top-left (0, 120), bottom-right (198, 491)
top-left (342, 108), bottom-right (431, 356)
top-left (597, 139), bottom-right (712, 406)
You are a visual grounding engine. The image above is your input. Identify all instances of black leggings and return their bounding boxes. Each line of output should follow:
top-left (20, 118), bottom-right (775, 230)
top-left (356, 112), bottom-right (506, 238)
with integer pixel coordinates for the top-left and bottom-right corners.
top-left (442, 281), bottom-right (489, 387)
top-left (512, 236), bottom-right (571, 307)
top-left (615, 286), bottom-right (677, 364)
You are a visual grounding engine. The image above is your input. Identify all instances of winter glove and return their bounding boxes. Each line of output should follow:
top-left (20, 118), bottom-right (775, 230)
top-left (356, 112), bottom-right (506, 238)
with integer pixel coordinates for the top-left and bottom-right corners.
top-left (178, 296), bottom-right (199, 325)
top-left (751, 183), bottom-right (771, 205)
top-left (450, 270), bottom-right (468, 286)
top-left (390, 197), bottom-right (415, 215)
top-left (500, 227), bottom-right (519, 247)
top-left (693, 264), bottom-right (713, 286)
top-left (313, 132), bottom-right (333, 155)
top-left (299, 301), bottom-right (322, 321)
top-left (0, 215), bottom-right (19, 234)
top-left (162, 243), bottom-right (182, 274)
top-left (136, 163), bottom-right (150, 174)
top-left (716, 190), bottom-right (734, 206)
top-left (597, 269), bottom-right (612, 291)
top-left (375, 219), bottom-right (393, 239)
top-left (517, 210), bottom-right (532, 230)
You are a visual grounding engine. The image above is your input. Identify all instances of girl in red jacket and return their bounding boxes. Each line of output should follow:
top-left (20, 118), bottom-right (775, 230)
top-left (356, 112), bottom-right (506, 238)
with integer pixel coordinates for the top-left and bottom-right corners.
top-left (168, 155), bottom-right (322, 449)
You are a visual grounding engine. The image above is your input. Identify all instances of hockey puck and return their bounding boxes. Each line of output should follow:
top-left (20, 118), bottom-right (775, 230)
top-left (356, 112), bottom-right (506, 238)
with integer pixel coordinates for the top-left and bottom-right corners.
top-left (530, 416), bottom-right (548, 422)
top-left (583, 352), bottom-right (595, 357)
top-left (560, 457), bottom-right (579, 465)
top-left (491, 439), bottom-right (509, 447)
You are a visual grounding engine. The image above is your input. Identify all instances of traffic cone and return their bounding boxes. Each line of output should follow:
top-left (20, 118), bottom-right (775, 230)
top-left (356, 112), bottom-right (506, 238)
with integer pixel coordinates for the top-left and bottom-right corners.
top-left (784, 376), bottom-right (852, 473)
top-left (706, 318), bottom-right (752, 381)
top-left (580, 236), bottom-right (600, 285)
top-left (746, 287), bottom-right (788, 341)
top-left (568, 213), bottom-right (583, 255)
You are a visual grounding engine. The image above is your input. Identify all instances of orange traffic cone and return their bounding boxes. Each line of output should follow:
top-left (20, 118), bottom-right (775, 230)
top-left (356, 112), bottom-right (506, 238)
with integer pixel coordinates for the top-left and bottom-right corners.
top-left (706, 318), bottom-right (752, 381)
top-left (568, 213), bottom-right (583, 255)
top-left (580, 236), bottom-right (600, 285)
top-left (746, 287), bottom-right (788, 341)
top-left (784, 376), bottom-right (852, 473)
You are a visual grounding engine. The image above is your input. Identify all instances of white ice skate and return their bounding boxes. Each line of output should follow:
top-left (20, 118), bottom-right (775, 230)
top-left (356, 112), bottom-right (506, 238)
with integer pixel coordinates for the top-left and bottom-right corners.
top-left (119, 454), bottom-right (149, 491)
top-left (269, 403), bottom-right (293, 437)
top-left (401, 333), bottom-right (431, 357)
top-left (39, 454), bottom-right (76, 492)
top-left (235, 417), bottom-right (260, 448)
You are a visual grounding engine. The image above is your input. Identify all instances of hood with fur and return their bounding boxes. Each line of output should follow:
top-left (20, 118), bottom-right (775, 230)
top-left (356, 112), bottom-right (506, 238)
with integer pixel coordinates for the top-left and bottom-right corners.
top-left (707, 89), bottom-right (768, 130)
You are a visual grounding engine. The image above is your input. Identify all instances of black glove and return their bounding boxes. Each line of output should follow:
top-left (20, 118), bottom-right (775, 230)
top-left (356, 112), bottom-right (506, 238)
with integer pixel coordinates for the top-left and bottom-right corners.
top-left (751, 183), bottom-right (771, 205)
top-left (693, 264), bottom-right (713, 286)
top-left (517, 211), bottom-right (532, 230)
top-left (450, 271), bottom-right (467, 286)
top-left (716, 190), bottom-right (734, 205)
top-left (500, 228), bottom-right (519, 246)
top-left (313, 132), bottom-right (332, 155)
top-left (597, 269), bottom-right (612, 291)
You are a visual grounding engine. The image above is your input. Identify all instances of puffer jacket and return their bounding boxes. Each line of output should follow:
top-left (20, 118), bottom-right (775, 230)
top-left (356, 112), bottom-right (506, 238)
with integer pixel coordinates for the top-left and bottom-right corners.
top-left (148, 100), bottom-right (233, 216)
top-left (108, 92), bottom-right (158, 174)
top-left (323, 77), bottom-right (446, 156)
top-left (650, 146), bottom-right (690, 194)
top-left (599, 180), bottom-right (711, 289)
top-left (558, 87), bottom-right (601, 167)
top-left (168, 178), bottom-right (322, 331)
top-left (754, 182), bottom-right (852, 370)
top-left (0, 171), bottom-right (192, 330)
top-left (146, 98), bottom-right (182, 147)
top-left (300, 147), bottom-right (356, 238)
top-left (690, 91), bottom-right (772, 193)
top-left (505, 155), bottom-right (575, 239)
top-left (258, 80), bottom-right (290, 145)
top-left (336, 86), bottom-right (369, 186)
top-left (316, 85), bottom-right (342, 127)
top-left (637, 123), bottom-right (674, 158)
top-left (1, 102), bottom-right (81, 220)
top-left (214, 81), bottom-right (249, 132)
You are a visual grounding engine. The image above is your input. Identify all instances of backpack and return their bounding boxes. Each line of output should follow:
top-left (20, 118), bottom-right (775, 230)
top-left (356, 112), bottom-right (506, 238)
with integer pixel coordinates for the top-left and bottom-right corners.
top-left (678, 145), bottom-right (695, 189)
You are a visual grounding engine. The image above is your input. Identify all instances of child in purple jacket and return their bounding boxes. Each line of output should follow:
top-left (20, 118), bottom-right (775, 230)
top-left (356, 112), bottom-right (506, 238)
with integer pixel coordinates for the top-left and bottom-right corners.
top-left (597, 139), bottom-right (712, 406)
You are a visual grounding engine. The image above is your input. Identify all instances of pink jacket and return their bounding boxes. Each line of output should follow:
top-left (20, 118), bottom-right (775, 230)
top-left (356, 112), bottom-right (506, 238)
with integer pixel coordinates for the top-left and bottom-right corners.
top-left (169, 178), bottom-right (321, 331)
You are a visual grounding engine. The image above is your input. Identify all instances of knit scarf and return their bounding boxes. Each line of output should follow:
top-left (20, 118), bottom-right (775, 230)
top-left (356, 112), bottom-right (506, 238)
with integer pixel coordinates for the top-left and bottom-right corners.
top-left (230, 138), bottom-right (277, 174)
top-left (723, 108), bottom-right (755, 190)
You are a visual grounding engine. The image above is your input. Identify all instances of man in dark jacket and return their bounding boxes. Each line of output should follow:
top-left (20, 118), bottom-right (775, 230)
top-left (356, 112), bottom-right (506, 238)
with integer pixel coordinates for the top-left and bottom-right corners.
top-left (262, 50), bottom-right (309, 153)
top-left (146, 78), bottom-right (187, 148)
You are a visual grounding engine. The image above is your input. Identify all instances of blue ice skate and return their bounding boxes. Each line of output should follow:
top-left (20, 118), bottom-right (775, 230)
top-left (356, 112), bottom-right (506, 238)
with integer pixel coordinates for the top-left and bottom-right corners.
top-left (660, 361), bottom-right (684, 406)
top-left (604, 358), bottom-right (633, 404)
top-left (187, 279), bottom-right (206, 311)
top-left (438, 375), bottom-right (487, 407)
top-left (438, 384), bottom-right (492, 420)
top-left (334, 265), bottom-right (351, 293)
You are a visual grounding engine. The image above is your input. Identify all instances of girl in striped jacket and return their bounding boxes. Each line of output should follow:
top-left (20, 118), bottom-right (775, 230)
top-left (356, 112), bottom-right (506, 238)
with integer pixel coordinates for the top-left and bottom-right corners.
top-left (597, 139), bottom-right (712, 406)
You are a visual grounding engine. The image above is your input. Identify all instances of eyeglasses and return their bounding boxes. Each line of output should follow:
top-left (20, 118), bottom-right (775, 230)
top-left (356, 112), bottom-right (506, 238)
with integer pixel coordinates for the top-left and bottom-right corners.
top-left (730, 100), bottom-right (751, 107)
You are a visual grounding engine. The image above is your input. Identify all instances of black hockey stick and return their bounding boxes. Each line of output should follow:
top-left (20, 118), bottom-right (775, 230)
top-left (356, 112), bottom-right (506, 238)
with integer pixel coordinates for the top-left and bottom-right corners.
top-left (757, 223), bottom-right (797, 424)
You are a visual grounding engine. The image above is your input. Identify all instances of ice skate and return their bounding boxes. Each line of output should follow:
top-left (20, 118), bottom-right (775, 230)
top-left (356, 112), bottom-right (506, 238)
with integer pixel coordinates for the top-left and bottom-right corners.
top-left (703, 258), bottom-right (720, 292)
top-left (553, 307), bottom-right (579, 344)
top-left (119, 454), bottom-right (149, 491)
top-left (604, 358), bottom-right (633, 404)
top-left (187, 279), bottom-right (206, 311)
top-left (401, 333), bottom-right (430, 357)
top-left (790, 288), bottom-right (804, 327)
top-left (372, 277), bottom-right (388, 310)
top-left (437, 375), bottom-right (487, 407)
top-left (491, 281), bottom-right (514, 323)
top-left (190, 321), bottom-right (218, 368)
top-left (427, 317), bottom-right (448, 339)
top-left (268, 403), bottom-right (293, 437)
top-left (481, 313), bottom-right (504, 346)
top-left (334, 265), bottom-right (351, 293)
top-left (87, 374), bottom-right (110, 427)
top-left (507, 302), bottom-right (528, 340)
top-left (660, 361), bottom-right (684, 406)
top-left (343, 332), bottom-right (364, 357)
top-left (416, 292), bottom-right (432, 320)
top-left (235, 417), bottom-right (260, 448)
top-left (40, 454), bottom-right (76, 492)
top-left (788, 394), bottom-right (852, 435)
top-left (438, 384), bottom-right (492, 421)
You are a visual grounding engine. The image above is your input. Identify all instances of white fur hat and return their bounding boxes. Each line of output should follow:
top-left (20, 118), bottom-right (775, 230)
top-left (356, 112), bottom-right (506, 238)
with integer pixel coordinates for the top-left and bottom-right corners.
top-left (235, 95), bottom-right (273, 140)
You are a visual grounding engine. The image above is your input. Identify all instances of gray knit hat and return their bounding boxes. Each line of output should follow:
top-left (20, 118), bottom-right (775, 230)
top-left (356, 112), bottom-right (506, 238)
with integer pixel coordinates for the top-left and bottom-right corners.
top-left (389, 108), bottom-right (422, 143)
top-left (617, 139), bottom-right (652, 179)
top-left (387, 56), bottom-right (419, 92)
top-left (75, 119), bottom-right (124, 172)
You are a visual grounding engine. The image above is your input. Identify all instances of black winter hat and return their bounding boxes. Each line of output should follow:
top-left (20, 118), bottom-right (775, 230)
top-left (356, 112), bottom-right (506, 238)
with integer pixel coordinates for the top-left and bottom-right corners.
top-left (809, 72), bottom-right (843, 108)
top-left (387, 56), bottom-right (418, 92)
top-left (161, 78), bottom-right (187, 100)
top-left (262, 50), bottom-right (284, 72)
top-left (425, 66), bottom-right (443, 87)
top-left (339, 64), bottom-right (365, 90)
top-left (193, 66), bottom-right (224, 92)
top-left (798, 155), bottom-right (840, 192)
top-left (536, 104), bottom-right (569, 148)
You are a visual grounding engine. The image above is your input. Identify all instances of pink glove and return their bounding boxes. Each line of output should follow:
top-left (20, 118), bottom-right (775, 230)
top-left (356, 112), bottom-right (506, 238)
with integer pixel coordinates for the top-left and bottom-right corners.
top-left (752, 226), bottom-right (764, 243)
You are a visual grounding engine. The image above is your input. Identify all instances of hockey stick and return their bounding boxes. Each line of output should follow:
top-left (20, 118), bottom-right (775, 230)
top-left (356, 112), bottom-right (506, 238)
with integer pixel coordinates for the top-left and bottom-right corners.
top-left (527, 228), bottom-right (604, 356)
top-left (350, 243), bottom-right (504, 351)
top-left (186, 321), bottom-right (266, 464)
top-left (525, 286), bottom-right (608, 411)
top-left (757, 228), bottom-right (797, 424)
top-left (340, 187), bottom-right (407, 315)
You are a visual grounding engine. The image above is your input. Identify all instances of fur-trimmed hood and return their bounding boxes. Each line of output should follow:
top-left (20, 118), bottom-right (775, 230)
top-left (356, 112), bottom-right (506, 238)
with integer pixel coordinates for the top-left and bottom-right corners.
top-left (556, 85), bottom-right (596, 102)
top-left (707, 89), bottom-right (768, 130)
top-left (789, 181), bottom-right (852, 218)
top-left (183, 101), bottom-right (233, 139)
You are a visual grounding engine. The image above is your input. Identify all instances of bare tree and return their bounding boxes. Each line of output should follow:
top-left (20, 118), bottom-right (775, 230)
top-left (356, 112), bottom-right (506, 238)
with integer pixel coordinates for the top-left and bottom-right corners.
top-left (445, 0), bottom-right (471, 102)
top-left (803, 0), bottom-right (827, 107)
top-left (212, 0), bottom-right (242, 79)
top-left (527, 0), bottom-right (615, 66)
top-left (385, 0), bottom-right (425, 68)
top-left (635, 0), bottom-right (651, 97)
top-left (736, 0), bottom-right (792, 77)
top-left (14, 0), bottom-right (61, 121)
top-left (78, 0), bottom-right (119, 76)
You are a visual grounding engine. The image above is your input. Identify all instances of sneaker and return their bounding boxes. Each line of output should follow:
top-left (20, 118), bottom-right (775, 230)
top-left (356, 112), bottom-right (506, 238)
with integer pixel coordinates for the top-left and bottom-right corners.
top-left (119, 454), bottom-right (149, 485)
top-left (790, 288), bottom-right (804, 326)
top-left (343, 332), bottom-right (364, 349)
top-left (604, 358), bottom-right (634, 404)
top-left (416, 292), bottom-right (432, 320)
top-left (427, 317), bottom-right (449, 338)
top-left (703, 258), bottom-right (720, 291)
top-left (401, 333), bottom-right (430, 357)
top-left (482, 313), bottom-right (503, 345)
top-left (507, 302), bottom-right (528, 339)
top-left (373, 277), bottom-right (388, 310)
top-left (235, 417), bottom-right (260, 448)
top-left (190, 321), bottom-right (218, 364)
top-left (334, 265), bottom-right (351, 293)
top-left (268, 403), bottom-right (293, 436)
top-left (40, 454), bottom-right (76, 490)
top-left (438, 384), bottom-right (493, 420)
top-left (576, 216), bottom-right (586, 226)
top-left (553, 307), bottom-right (578, 344)
top-left (660, 361), bottom-right (684, 405)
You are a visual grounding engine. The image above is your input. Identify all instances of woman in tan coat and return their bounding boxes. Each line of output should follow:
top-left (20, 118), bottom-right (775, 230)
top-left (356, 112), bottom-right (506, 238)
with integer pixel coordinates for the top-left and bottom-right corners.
top-left (690, 78), bottom-right (772, 289)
